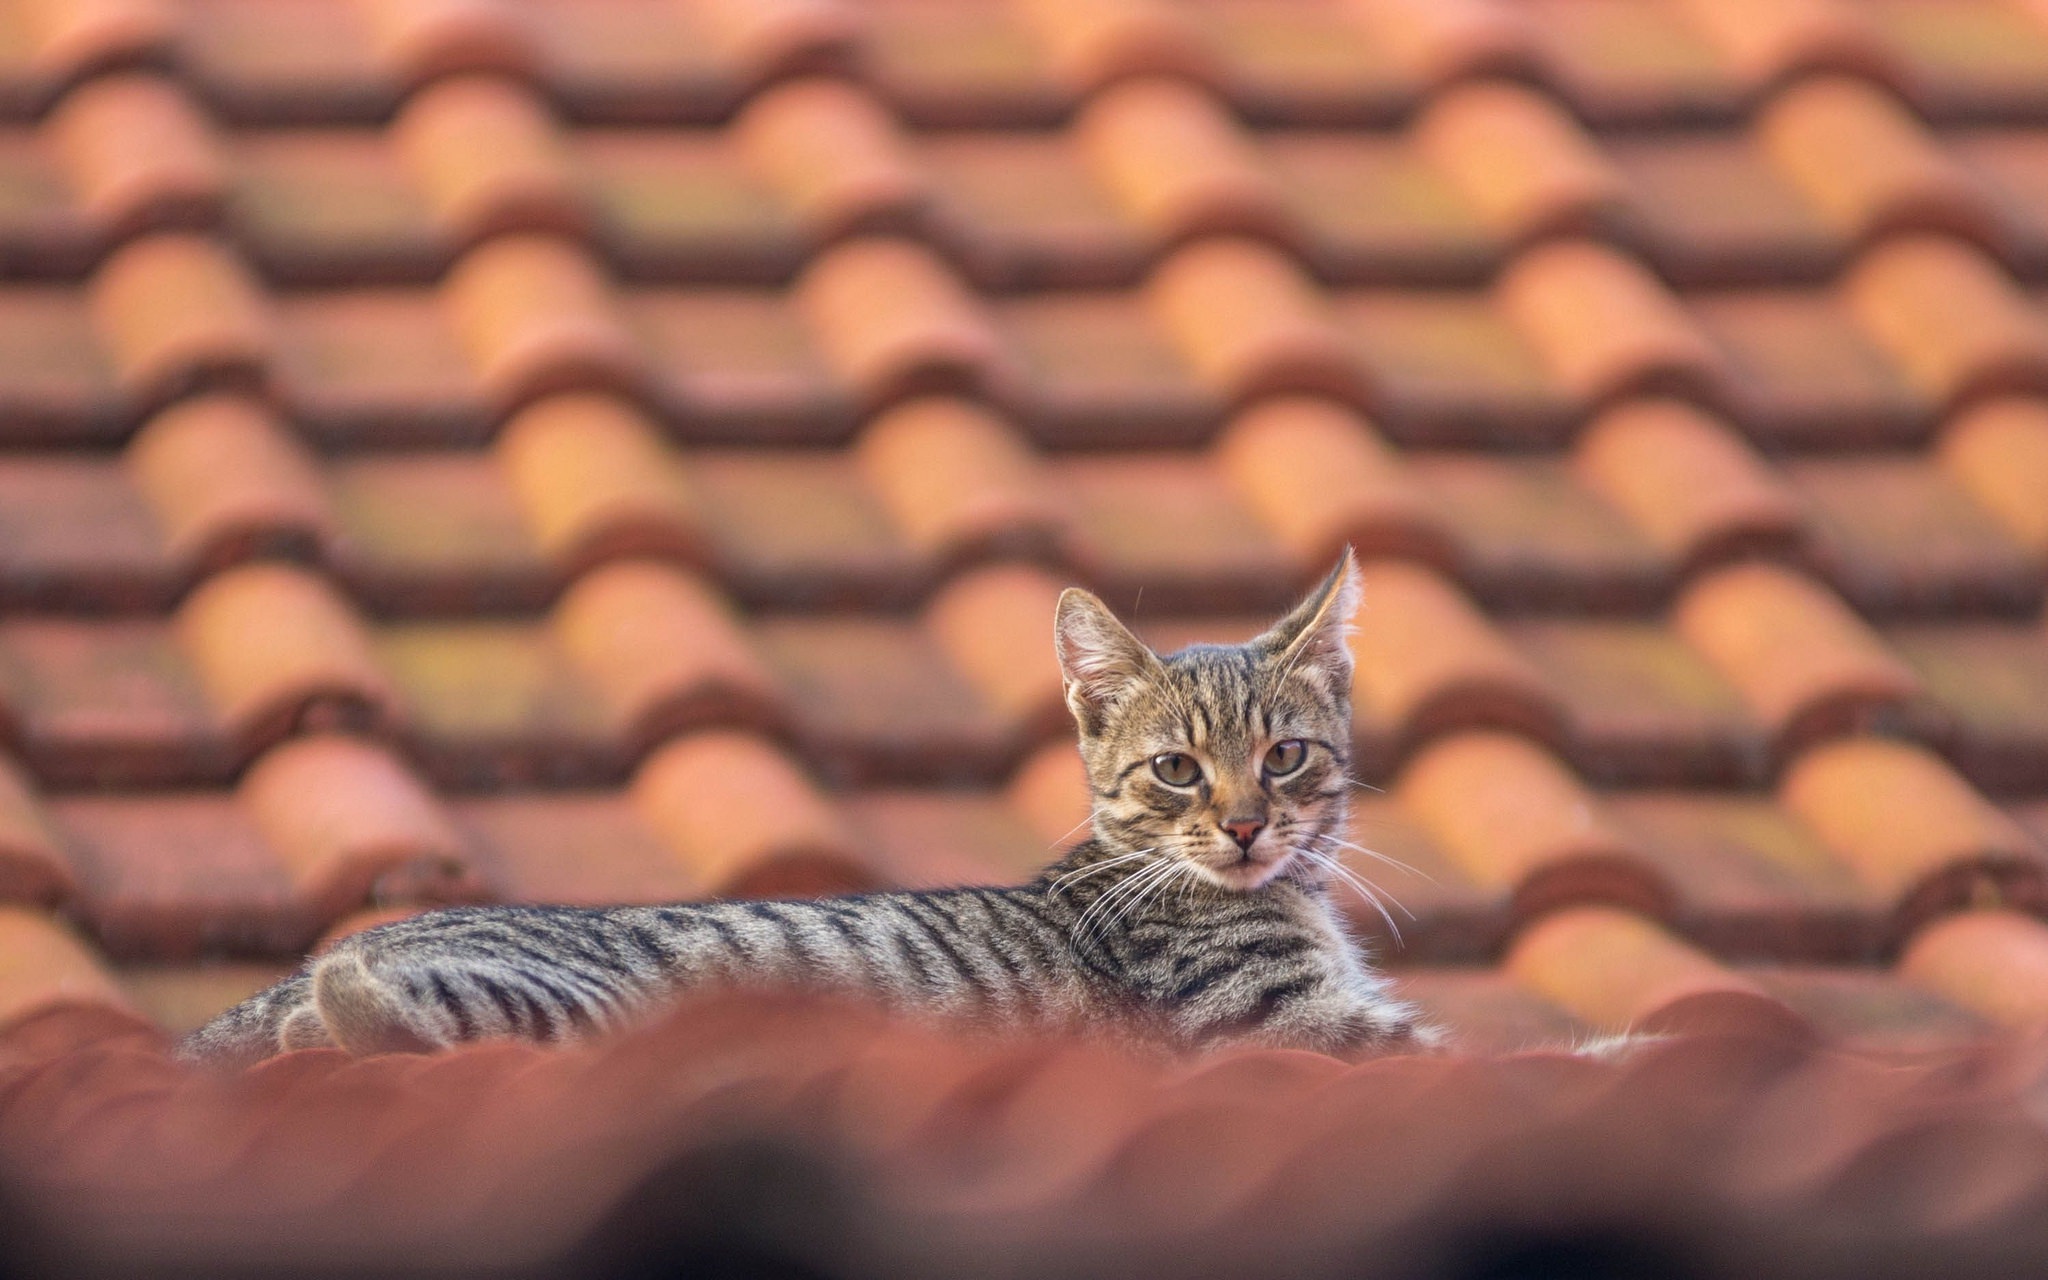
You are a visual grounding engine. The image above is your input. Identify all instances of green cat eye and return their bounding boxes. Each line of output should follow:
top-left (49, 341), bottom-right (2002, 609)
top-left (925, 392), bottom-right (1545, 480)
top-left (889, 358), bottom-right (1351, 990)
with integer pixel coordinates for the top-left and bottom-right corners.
top-left (1263, 740), bottom-right (1308, 777)
top-left (1151, 752), bottom-right (1202, 787)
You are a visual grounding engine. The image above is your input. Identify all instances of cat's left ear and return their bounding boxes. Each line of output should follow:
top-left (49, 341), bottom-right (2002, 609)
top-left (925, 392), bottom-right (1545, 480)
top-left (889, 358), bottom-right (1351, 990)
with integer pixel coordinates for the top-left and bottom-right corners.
top-left (1255, 548), bottom-right (1361, 683)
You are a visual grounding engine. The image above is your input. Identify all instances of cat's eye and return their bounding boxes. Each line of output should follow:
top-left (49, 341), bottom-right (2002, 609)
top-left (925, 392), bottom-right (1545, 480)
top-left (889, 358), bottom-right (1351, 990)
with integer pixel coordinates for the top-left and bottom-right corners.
top-left (1263, 740), bottom-right (1308, 777)
top-left (1151, 752), bottom-right (1202, 787)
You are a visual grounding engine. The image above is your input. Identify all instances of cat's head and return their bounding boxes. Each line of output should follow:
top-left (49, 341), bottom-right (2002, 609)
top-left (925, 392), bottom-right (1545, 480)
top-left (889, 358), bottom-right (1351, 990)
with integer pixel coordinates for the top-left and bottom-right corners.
top-left (1054, 549), bottom-right (1359, 891)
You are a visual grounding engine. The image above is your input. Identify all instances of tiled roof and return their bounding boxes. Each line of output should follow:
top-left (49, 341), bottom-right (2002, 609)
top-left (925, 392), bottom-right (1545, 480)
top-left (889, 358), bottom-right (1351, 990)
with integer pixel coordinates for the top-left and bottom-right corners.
top-left (3, 0), bottom-right (2048, 1271)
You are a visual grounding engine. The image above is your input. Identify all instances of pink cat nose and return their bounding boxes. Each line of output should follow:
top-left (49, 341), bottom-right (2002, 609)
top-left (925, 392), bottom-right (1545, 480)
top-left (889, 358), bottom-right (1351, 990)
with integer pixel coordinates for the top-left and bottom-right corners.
top-left (1221, 818), bottom-right (1265, 850)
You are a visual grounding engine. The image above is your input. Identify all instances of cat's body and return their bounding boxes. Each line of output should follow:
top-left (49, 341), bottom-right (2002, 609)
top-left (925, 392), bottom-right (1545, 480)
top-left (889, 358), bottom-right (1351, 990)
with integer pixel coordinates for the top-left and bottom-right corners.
top-left (183, 551), bottom-right (1435, 1068)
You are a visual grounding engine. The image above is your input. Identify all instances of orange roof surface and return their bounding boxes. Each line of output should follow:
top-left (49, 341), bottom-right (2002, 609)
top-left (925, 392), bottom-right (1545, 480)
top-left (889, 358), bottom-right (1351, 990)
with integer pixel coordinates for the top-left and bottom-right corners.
top-left (3, 0), bottom-right (2048, 1274)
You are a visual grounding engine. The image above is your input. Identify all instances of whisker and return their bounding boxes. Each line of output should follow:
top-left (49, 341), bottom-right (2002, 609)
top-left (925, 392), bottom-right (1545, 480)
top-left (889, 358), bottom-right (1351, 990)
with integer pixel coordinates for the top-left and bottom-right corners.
top-left (1299, 832), bottom-right (1435, 883)
top-left (1072, 856), bottom-right (1171, 941)
top-left (1301, 849), bottom-right (1412, 945)
top-left (1079, 857), bottom-right (1181, 942)
top-left (1045, 810), bottom-right (1096, 850)
top-left (1048, 848), bottom-right (1155, 893)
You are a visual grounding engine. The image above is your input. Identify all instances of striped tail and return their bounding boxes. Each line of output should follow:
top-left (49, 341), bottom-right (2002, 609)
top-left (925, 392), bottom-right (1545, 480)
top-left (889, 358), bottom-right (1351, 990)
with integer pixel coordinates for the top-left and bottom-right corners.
top-left (311, 952), bottom-right (442, 1056)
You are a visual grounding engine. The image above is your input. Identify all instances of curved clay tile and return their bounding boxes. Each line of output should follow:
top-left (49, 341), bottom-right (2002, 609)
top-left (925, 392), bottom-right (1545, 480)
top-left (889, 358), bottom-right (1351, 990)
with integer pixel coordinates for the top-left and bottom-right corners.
top-left (46, 73), bottom-right (225, 238)
top-left (1075, 76), bottom-right (1288, 246)
top-left (794, 236), bottom-right (1012, 407)
top-left (1757, 76), bottom-right (1988, 243)
top-left (1938, 397), bottom-right (2048, 554)
top-left (1412, 79), bottom-right (1626, 240)
top-left (391, 74), bottom-right (582, 244)
top-left (1900, 908), bottom-right (2048, 1028)
top-left (493, 392), bottom-right (702, 571)
top-left (855, 396), bottom-right (1064, 563)
top-left (126, 394), bottom-right (336, 571)
top-left (87, 233), bottom-right (273, 405)
top-left (733, 77), bottom-right (926, 240)
top-left (1843, 235), bottom-right (2048, 406)
top-left (1505, 904), bottom-right (1773, 1031)
top-left (923, 562), bottom-right (1068, 738)
top-left (1144, 236), bottom-right (1357, 404)
top-left (442, 233), bottom-right (643, 407)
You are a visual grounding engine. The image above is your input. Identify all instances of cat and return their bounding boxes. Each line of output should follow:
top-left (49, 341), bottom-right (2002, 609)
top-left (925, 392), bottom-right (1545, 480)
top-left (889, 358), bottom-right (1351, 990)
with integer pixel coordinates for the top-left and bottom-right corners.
top-left (180, 549), bottom-right (1435, 1068)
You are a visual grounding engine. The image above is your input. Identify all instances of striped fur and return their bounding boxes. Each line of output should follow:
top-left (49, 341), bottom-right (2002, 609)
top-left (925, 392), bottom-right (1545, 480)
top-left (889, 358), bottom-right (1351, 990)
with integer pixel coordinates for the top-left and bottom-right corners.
top-left (181, 550), bottom-right (1434, 1068)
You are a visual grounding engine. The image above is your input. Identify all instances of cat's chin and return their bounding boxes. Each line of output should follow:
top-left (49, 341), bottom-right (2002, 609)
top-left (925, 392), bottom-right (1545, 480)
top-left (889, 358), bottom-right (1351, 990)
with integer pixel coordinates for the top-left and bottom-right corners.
top-left (1197, 853), bottom-right (1292, 892)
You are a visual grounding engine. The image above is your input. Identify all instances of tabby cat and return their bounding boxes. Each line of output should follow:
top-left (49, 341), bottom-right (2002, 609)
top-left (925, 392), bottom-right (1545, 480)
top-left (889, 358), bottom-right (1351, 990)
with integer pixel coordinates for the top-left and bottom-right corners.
top-left (181, 550), bottom-right (1433, 1068)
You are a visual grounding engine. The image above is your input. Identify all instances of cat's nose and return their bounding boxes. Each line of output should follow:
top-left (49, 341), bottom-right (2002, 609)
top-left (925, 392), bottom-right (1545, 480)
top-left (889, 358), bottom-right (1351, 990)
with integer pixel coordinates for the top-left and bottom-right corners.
top-left (1221, 818), bottom-right (1265, 850)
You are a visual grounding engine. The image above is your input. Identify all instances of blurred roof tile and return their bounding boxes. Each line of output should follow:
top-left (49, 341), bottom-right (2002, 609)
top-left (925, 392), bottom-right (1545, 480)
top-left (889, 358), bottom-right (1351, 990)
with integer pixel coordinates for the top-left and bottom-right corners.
top-left (46, 73), bottom-right (224, 237)
top-left (1335, 288), bottom-right (1573, 444)
top-left (1900, 908), bottom-right (2048, 1027)
top-left (731, 78), bottom-right (925, 241)
top-left (0, 455), bottom-right (174, 609)
top-left (1004, 738), bottom-right (1091, 848)
top-left (1145, 237), bottom-right (1355, 404)
top-left (1524, 0), bottom-right (1744, 125)
top-left (1496, 239), bottom-right (1725, 406)
top-left (1780, 737), bottom-right (2044, 930)
top-left (1412, 80), bottom-right (1625, 241)
top-left (631, 729), bottom-right (871, 897)
top-left (1609, 133), bottom-right (1838, 286)
top-left (1673, 562), bottom-right (1924, 749)
top-left (1265, 132), bottom-right (1497, 283)
top-left (1669, 0), bottom-right (1886, 85)
top-left (441, 233), bottom-right (641, 408)
top-left (173, 562), bottom-right (398, 749)
top-left (679, 0), bottom-right (860, 81)
top-left (1758, 76), bottom-right (1987, 243)
top-left (0, 752), bottom-right (72, 906)
top-left (124, 393), bottom-right (335, 570)
top-left (855, 397), bottom-right (1063, 564)
top-left (492, 392), bottom-right (701, 571)
top-left (353, 0), bottom-right (535, 85)
top-left (1074, 76), bottom-right (1287, 245)
top-left (455, 792), bottom-right (697, 906)
top-left (1844, 235), bottom-right (2048, 406)
top-left (1350, 559), bottom-right (1562, 748)
top-left (0, 906), bottom-right (131, 1029)
top-left (390, 75), bottom-right (580, 244)
top-left (88, 233), bottom-right (271, 405)
top-left (238, 734), bottom-right (474, 924)
top-left (0, 618), bottom-right (230, 786)
top-left (1939, 397), bottom-right (2048, 554)
top-left (273, 291), bottom-right (486, 447)
top-left (1059, 453), bottom-right (1290, 608)
top-left (550, 559), bottom-right (781, 753)
top-left (794, 236), bottom-right (1011, 408)
top-left (1010, 0), bottom-right (1216, 93)
top-left (998, 291), bottom-right (1214, 446)
top-left (1691, 288), bottom-right (1927, 448)
top-left (1572, 398), bottom-right (1806, 570)
top-left (1216, 397), bottom-right (1448, 567)
top-left (923, 563), bottom-right (1067, 736)
top-left (1396, 731), bottom-right (1668, 920)
top-left (1344, 0), bottom-right (1533, 85)
top-left (1889, 621), bottom-right (2048, 794)
top-left (1505, 904), bottom-right (1769, 1031)
top-left (1872, 0), bottom-right (2048, 118)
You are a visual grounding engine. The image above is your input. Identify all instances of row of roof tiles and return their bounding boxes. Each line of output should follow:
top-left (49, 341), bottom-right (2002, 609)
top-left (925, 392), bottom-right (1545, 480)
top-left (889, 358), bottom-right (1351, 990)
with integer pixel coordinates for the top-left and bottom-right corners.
top-left (5, 554), bottom-right (2045, 790)
top-left (10, 0), bottom-right (2048, 128)
top-left (13, 230), bottom-right (2048, 449)
top-left (18, 72), bottom-right (2048, 289)
top-left (0, 721), bottom-right (2042, 964)
top-left (4, 896), bottom-right (2048, 1054)
top-left (5, 390), bottom-right (2046, 619)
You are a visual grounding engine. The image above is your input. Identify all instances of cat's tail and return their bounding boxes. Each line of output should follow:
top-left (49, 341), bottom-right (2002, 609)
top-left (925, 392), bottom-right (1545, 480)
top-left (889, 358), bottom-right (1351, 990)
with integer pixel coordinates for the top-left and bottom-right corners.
top-left (310, 951), bottom-right (442, 1056)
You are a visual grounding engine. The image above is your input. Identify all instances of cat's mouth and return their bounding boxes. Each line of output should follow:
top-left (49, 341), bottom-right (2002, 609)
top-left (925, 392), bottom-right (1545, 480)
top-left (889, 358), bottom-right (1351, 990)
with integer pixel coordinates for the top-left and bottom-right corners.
top-left (1200, 844), bottom-right (1293, 891)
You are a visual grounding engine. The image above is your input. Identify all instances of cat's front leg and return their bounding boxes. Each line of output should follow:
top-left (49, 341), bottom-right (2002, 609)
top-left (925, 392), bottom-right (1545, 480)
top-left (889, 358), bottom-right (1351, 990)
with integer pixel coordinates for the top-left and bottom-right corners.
top-left (1195, 974), bottom-right (1441, 1059)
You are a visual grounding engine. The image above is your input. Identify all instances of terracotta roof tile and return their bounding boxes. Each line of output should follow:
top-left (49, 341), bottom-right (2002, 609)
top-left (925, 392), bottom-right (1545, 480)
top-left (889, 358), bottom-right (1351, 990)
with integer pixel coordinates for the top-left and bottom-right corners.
top-left (173, 562), bottom-right (398, 750)
top-left (678, 0), bottom-right (860, 84)
top-left (1010, 0), bottom-right (1215, 93)
top-left (1691, 287), bottom-right (1927, 448)
top-left (1609, 132), bottom-right (1839, 286)
top-left (1889, 621), bottom-right (2048, 794)
top-left (1395, 731), bottom-right (1668, 921)
top-left (124, 393), bottom-right (335, 570)
top-left (1843, 235), bottom-right (2048, 406)
top-left (550, 559), bottom-right (780, 753)
top-left (1336, 287), bottom-right (1573, 444)
top-left (1264, 131), bottom-right (1497, 283)
top-left (353, 0), bottom-right (536, 86)
top-left (1523, 0), bottom-right (1745, 125)
top-left (1145, 236), bottom-right (1354, 404)
top-left (1411, 80), bottom-right (1624, 241)
top-left (492, 393), bottom-right (700, 572)
top-left (1344, 0), bottom-right (1534, 86)
top-left (1869, 0), bottom-right (2048, 119)
top-left (1003, 738), bottom-right (1091, 847)
top-left (1668, 0), bottom-right (1885, 87)
top-left (854, 397), bottom-right (1061, 564)
top-left (1779, 737), bottom-right (2045, 933)
top-left (1216, 397), bottom-right (1448, 568)
top-left (1939, 396), bottom-right (2048, 555)
top-left (1673, 562), bottom-right (1925, 750)
top-left (0, 454), bottom-right (175, 609)
top-left (1349, 560), bottom-right (1562, 750)
top-left (630, 729), bottom-right (870, 896)
top-left (88, 232), bottom-right (270, 406)
top-left (237, 734), bottom-right (474, 923)
top-left (46, 72), bottom-right (224, 238)
top-left (389, 75), bottom-right (578, 245)
top-left (923, 563), bottom-right (1068, 736)
top-left (1074, 76), bottom-right (1285, 245)
top-left (1899, 908), bottom-right (2048, 1027)
top-left (1496, 238), bottom-right (1725, 406)
top-left (1757, 76), bottom-right (1985, 244)
top-left (454, 792), bottom-right (697, 906)
top-left (731, 78), bottom-right (924, 241)
top-left (1059, 453), bottom-right (1288, 607)
top-left (0, 906), bottom-right (131, 1028)
top-left (441, 233), bottom-right (640, 408)
top-left (1505, 904), bottom-right (1771, 1031)
top-left (794, 236), bottom-right (1010, 408)
top-left (0, 751), bottom-right (71, 906)
top-left (1572, 398), bottom-right (1806, 571)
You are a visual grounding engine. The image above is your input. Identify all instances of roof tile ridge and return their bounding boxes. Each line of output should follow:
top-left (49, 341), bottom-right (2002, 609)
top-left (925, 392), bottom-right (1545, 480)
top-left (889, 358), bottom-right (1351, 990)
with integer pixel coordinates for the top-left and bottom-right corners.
top-left (855, 396), bottom-right (1066, 569)
top-left (173, 561), bottom-right (404, 755)
top-left (1397, 732), bottom-right (1672, 926)
top-left (1672, 561), bottom-right (1925, 757)
top-left (1412, 79), bottom-right (1627, 244)
top-left (493, 392), bottom-right (706, 575)
top-left (0, 753), bottom-right (74, 909)
top-left (680, 0), bottom-right (863, 88)
top-left (1342, 0), bottom-right (1537, 87)
top-left (1667, 0), bottom-right (1893, 91)
top-left (442, 232), bottom-right (646, 411)
top-left (630, 728), bottom-right (874, 898)
top-left (1075, 76), bottom-right (1294, 248)
top-left (1351, 559), bottom-right (1567, 755)
top-left (88, 232), bottom-right (274, 410)
top-left (923, 562), bottom-right (1070, 744)
top-left (352, 0), bottom-right (537, 88)
top-left (392, 74), bottom-right (585, 247)
top-left (1008, 0), bottom-right (1219, 96)
top-left (238, 733), bottom-right (481, 932)
top-left (46, 71), bottom-right (225, 242)
top-left (1843, 235), bottom-right (2048, 408)
top-left (1145, 236), bottom-right (1360, 407)
top-left (125, 393), bottom-right (337, 574)
top-left (551, 558), bottom-right (786, 756)
top-left (1937, 397), bottom-right (2048, 555)
top-left (1900, 908), bottom-right (2048, 1029)
top-left (19, 0), bottom-right (176, 85)
top-left (733, 77), bottom-right (929, 243)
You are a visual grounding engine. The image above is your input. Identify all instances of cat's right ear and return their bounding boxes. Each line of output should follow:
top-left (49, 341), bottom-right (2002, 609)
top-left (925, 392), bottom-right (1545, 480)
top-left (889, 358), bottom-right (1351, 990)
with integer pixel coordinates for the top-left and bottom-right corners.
top-left (1055, 588), bottom-right (1159, 733)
